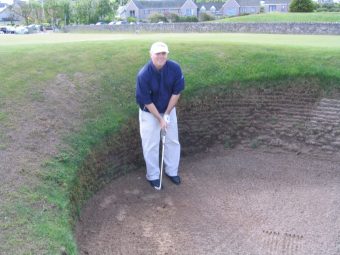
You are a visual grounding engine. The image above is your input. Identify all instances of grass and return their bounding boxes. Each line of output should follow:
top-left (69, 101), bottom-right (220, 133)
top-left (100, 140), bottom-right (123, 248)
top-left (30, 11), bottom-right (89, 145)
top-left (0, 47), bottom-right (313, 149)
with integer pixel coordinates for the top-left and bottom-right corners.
top-left (219, 12), bottom-right (340, 23)
top-left (0, 33), bottom-right (340, 254)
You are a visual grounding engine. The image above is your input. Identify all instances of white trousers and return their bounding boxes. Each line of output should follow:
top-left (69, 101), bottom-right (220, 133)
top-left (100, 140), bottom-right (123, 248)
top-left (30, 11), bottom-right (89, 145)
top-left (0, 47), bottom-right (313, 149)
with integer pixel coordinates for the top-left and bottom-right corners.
top-left (139, 108), bottom-right (181, 181)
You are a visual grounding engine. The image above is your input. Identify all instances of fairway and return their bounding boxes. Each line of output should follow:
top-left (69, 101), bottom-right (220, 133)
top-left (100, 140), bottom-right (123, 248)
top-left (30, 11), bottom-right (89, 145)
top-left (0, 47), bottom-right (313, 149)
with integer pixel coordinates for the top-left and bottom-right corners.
top-left (1, 33), bottom-right (340, 49)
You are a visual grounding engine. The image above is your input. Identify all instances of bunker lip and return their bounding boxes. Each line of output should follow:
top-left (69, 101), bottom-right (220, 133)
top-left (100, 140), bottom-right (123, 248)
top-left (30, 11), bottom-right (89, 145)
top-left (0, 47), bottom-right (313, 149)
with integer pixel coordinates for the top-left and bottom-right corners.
top-left (73, 79), bottom-right (340, 254)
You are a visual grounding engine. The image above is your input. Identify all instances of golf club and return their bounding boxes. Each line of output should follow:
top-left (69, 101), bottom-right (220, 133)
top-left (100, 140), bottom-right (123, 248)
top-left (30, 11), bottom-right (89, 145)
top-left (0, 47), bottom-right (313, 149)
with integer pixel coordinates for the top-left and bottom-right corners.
top-left (155, 128), bottom-right (166, 190)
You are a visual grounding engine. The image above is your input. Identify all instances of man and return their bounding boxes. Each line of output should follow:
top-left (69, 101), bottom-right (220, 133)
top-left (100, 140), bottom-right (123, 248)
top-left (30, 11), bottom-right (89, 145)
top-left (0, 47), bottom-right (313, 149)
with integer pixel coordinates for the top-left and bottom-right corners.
top-left (136, 42), bottom-right (185, 189)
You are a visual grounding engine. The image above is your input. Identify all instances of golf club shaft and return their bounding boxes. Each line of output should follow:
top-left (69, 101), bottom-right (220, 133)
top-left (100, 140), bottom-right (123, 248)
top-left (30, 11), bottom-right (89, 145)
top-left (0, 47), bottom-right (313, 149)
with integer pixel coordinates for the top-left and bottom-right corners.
top-left (158, 130), bottom-right (166, 190)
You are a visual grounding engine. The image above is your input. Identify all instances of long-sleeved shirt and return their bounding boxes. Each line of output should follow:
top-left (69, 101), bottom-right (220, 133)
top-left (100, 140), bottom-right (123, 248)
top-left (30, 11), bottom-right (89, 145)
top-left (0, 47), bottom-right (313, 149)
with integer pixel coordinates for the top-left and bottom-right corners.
top-left (136, 60), bottom-right (185, 113)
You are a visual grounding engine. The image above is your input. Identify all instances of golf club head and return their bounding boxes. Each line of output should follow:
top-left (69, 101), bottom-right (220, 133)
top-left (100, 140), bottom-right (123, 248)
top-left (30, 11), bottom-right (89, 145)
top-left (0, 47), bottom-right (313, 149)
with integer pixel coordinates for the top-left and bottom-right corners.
top-left (154, 185), bottom-right (162, 190)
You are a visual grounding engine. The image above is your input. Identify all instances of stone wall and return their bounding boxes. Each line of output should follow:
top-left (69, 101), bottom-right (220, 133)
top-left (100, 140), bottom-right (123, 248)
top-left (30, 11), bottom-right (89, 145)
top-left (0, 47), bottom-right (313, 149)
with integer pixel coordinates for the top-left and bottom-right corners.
top-left (64, 22), bottom-right (340, 35)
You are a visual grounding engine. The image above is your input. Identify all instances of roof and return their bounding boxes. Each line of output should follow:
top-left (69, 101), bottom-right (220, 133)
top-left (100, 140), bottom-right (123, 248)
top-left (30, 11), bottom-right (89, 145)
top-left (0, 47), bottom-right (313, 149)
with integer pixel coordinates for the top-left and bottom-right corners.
top-left (235, 0), bottom-right (262, 6)
top-left (262, 0), bottom-right (290, 4)
top-left (0, 5), bottom-right (8, 14)
top-left (117, 5), bottom-right (127, 14)
top-left (197, 2), bottom-right (224, 9)
top-left (132, 0), bottom-right (189, 9)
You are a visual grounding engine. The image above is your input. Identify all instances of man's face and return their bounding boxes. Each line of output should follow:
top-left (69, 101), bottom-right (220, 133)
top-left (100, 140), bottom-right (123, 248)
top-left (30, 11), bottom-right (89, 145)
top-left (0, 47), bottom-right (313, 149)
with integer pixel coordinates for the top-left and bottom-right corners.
top-left (150, 52), bottom-right (168, 70)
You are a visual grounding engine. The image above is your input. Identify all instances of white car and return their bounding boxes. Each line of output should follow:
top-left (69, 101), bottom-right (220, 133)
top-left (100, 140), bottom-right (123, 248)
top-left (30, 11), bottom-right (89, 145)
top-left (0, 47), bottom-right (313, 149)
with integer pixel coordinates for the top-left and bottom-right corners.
top-left (115, 21), bottom-right (127, 25)
top-left (6, 26), bottom-right (15, 33)
top-left (95, 22), bottom-right (107, 25)
top-left (15, 26), bottom-right (28, 34)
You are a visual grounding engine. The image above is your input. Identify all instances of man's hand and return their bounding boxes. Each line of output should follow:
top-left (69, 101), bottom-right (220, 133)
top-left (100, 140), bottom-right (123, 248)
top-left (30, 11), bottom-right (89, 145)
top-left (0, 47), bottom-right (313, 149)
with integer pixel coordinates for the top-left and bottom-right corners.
top-left (145, 103), bottom-right (168, 130)
top-left (159, 118), bottom-right (167, 130)
top-left (163, 114), bottom-right (170, 124)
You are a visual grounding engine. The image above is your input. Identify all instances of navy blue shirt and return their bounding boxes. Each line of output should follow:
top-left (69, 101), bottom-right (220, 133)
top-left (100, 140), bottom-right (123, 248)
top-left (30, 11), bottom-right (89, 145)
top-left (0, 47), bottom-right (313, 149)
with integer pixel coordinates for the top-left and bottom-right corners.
top-left (136, 60), bottom-right (185, 113)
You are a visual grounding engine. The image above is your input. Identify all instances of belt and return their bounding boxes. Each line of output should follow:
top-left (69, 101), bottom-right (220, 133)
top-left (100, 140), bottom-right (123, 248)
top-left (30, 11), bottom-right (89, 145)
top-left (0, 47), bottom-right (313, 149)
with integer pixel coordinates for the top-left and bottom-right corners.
top-left (141, 107), bottom-right (165, 114)
top-left (141, 106), bottom-right (149, 112)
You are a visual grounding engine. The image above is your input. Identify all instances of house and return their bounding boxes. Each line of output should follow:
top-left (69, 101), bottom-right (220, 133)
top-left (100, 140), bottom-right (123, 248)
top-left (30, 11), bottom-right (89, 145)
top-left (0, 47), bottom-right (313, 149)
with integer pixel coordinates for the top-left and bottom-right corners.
top-left (116, 5), bottom-right (128, 20)
top-left (198, 0), bottom-right (290, 18)
top-left (125, 0), bottom-right (198, 20)
top-left (0, 2), bottom-right (8, 13)
top-left (0, 4), bottom-right (21, 23)
top-left (222, 0), bottom-right (262, 16)
top-left (119, 0), bottom-right (291, 21)
top-left (0, 0), bottom-right (26, 24)
top-left (222, 0), bottom-right (290, 16)
top-left (262, 0), bottom-right (290, 12)
top-left (197, 2), bottom-right (225, 17)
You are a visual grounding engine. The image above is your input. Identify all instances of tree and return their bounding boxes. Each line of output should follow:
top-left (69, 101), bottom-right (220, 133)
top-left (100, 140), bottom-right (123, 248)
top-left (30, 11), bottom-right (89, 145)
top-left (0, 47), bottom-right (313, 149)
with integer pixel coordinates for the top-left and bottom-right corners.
top-left (10, 1), bottom-right (34, 25)
top-left (62, 0), bottom-right (72, 25)
top-left (73, 0), bottom-right (98, 24)
top-left (289, 0), bottom-right (315, 12)
top-left (72, 0), bottom-right (116, 24)
top-left (44, 0), bottom-right (64, 28)
top-left (30, 0), bottom-right (44, 24)
top-left (96, 0), bottom-right (114, 21)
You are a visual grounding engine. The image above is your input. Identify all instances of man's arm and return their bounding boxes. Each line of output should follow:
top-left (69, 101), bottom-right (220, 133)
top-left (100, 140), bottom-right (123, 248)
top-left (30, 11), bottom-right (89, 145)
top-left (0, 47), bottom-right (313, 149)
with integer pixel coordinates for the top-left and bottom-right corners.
top-left (145, 94), bottom-right (181, 130)
top-left (145, 103), bottom-right (167, 130)
top-left (165, 94), bottom-right (181, 115)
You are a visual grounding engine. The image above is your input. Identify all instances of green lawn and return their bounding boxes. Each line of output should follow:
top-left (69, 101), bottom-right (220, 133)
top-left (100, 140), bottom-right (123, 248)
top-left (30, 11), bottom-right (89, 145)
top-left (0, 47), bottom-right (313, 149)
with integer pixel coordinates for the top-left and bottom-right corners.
top-left (1, 33), bottom-right (340, 254)
top-left (2, 33), bottom-right (340, 48)
top-left (219, 12), bottom-right (340, 23)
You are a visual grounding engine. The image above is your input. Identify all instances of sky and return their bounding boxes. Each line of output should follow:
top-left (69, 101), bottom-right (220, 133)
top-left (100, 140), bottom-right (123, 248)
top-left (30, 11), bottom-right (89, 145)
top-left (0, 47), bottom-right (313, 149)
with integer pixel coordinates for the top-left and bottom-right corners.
top-left (0, 0), bottom-right (13, 4)
top-left (0, 0), bottom-right (29, 4)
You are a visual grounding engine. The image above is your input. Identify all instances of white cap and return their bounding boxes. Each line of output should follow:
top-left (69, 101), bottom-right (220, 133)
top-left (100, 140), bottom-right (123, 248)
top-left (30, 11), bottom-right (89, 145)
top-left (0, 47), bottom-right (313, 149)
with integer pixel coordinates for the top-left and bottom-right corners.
top-left (150, 42), bottom-right (169, 54)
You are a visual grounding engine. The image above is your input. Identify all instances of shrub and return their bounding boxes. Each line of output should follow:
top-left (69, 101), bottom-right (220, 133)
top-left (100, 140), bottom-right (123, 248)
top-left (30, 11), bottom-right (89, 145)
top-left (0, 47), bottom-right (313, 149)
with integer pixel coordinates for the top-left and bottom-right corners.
top-left (149, 13), bottom-right (168, 23)
top-left (127, 17), bottom-right (137, 23)
top-left (290, 0), bottom-right (315, 12)
top-left (178, 16), bottom-right (198, 22)
top-left (199, 13), bottom-right (215, 21)
top-left (167, 13), bottom-right (180, 23)
top-left (315, 3), bottom-right (340, 12)
top-left (239, 12), bottom-right (251, 16)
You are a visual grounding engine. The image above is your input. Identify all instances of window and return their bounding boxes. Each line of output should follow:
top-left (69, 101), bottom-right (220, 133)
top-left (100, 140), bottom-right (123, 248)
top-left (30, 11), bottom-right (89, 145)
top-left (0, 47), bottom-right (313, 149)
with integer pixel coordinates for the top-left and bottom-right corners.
top-left (185, 9), bottom-right (193, 16)
top-left (269, 5), bottom-right (276, 12)
top-left (226, 8), bottom-right (237, 16)
top-left (130, 10), bottom-right (135, 17)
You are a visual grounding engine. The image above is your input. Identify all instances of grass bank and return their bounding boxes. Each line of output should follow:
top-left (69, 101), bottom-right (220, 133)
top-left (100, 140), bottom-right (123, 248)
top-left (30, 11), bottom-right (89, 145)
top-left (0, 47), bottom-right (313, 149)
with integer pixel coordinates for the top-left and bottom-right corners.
top-left (0, 33), bottom-right (340, 254)
top-left (219, 12), bottom-right (340, 23)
